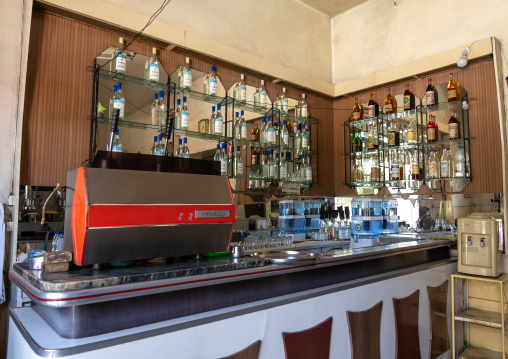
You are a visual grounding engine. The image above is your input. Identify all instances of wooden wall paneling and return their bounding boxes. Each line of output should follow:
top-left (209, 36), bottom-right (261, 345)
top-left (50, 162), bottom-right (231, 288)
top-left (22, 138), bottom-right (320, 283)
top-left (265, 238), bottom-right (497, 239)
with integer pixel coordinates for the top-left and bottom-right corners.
top-left (333, 59), bottom-right (503, 195)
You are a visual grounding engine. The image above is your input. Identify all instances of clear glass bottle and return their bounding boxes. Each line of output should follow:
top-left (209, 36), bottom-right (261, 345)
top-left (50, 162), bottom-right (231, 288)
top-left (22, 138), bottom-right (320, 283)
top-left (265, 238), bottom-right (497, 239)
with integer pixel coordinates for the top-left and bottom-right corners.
top-left (214, 104), bottom-right (223, 135)
top-left (268, 150), bottom-right (276, 179)
top-left (114, 82), bottom-right (125, 119)
top-left (371, 154), bottom-right (380, 182)
top-left (213, 144), bottom-right (221, 161)
top-left (182, 57), bottom-right (192, 89)
top-left (352, 157), bottom-right (363, 182)
top-left (390, 150), bottom-right (400, 181)
top-left (305, 155), bottom-right (312, 182)
top-left (266, 116), bottom-right (276, 144)
top-left (367, 124), bottom-right (377, 150)
top-left (175, 138), bottom-right (183, 157)
top-left (274, 94), bottom-right (281, 112)
top-left (294, 124), bottom-right (302, 160)
top-left (240, 110), bottom-right (247, 140)
top-left (151, 92), bottom-right (159, 126)
top-left (109, 84), bottom-right (117, 119)
top-left (300, 94), bottom-right (308, 118)
top-left (281, 120), bottom-right (289, 147)
top-left (150, 135), bottom-right (157, 155)
top-left (275, 121), bottom-right (280, 145)
top-left (274, 153), bottom-right (280, 179)
top-left (281, 87), bottom-right (289, 113)
top-left (295, 98), bottom-right (301, 118)
top-left (204, 65), bottom-right (217, 96)
top-left (279, 152), bottom-right (287, 179)
top-left (260, 80), bottom-right (268, 107)
top-left (455, 146), bottom-right (466, 177)
top-left (155, 134), bottom-right (163, 155)
top-left (180, 96), bottom-right (189, 130)
top-left (233, 74), bottom-right (246, 103)
top-left (233, 112), bottom-right (240, 140)
top-left (158, 90), bottom-right (165, 126)
top-left (182, 137), bottom-right (190, 158)
top-left (262, 150), bottom-right (269, 178)
top-left (407, 116), bottom-right (417, 144)
top-left (111, 37), bottom-right (126, 75)
top-left (440, 146), bottom-right (450, 178)
top-left (208, 106), bottom-right (216, 135)
top-left (177, 66), bottom-right (184, 88)
top-left (174, 99), bottom-right (181, 130)
top-left (301, 124), bottom-right (309, 151)
top-left (428, 148), bottom-right (439, 178)
top-left (235, 146), bottom-right (243, 177)
top-left (249, 169), bottom-right (256, 189)
top-left (110, 129), bottom-right (122, 152)
top-left (260, 117), bottom-right (267, 142)
top-left (148, 47), bottom-right (159, 83)
top-left (219, 143), bottom-right (227, 175)
top-left (253, 86), bottom-right (261, 108)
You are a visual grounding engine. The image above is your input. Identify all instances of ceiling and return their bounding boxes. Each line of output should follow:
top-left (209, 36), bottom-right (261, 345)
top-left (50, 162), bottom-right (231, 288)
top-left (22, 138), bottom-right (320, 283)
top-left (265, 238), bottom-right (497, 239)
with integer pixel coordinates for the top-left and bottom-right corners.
top-left (298, 0), bottom-right (368, 17)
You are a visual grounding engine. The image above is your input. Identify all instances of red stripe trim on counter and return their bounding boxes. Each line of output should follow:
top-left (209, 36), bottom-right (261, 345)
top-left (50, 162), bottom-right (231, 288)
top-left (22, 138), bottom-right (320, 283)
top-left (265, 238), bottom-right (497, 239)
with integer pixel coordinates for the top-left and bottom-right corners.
top-left (9, 243), bottom-right (448, 304)
top-left (88, 204), bottom-right (235, 228)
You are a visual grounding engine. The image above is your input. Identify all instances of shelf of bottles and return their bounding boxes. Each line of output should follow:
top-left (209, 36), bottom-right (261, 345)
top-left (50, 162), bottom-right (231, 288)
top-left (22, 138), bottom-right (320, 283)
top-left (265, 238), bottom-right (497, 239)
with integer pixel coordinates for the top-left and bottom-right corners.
top-left (344, 77), bottom-right (471, 194)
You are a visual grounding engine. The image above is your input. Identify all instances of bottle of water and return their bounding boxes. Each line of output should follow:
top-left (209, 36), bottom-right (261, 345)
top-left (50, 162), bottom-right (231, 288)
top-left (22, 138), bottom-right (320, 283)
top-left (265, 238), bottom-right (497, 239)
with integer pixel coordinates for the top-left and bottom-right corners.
top-left (266, 116), bottom-right (275, 144)
top-left (111, 129), bottom-right (122, 152)
top-left (109, 85), bottom-right (117, 119)
top-left (455, 146), bottom-right (465, 177)
top-left (233, 112), bottom-right (240, 140)
top-left (275, 121), bottom-right (280, 145)
top-left (208, 106), bottom-right (216, 135)
top-left (235, 146), bottom-right (243, 177)
top-left (174, 99), bottom-right (181, 130)
top-left (440, 146), bottom-right (450, 177)
top-left (274, 153), bottom-right (280, 179)
top-left (151, 92), bottom-right (159, 126)
top-left (240, 111), bottom-right (247, 140)
top-left (182, 137), bottom-right (190, 158)
top-left (114, 82), bottom-right (125, 119)
top-left (268, 150), bottom-right (275, 179)
top-left (215, 104), bottom-right (224, 135)
top-left (203, 65), bottom-right (217, 96)
top-left (148, 47), bottom-right (159, 83)
top-left (305, 155), bottom-right (312, 182)
top-left (182, 57), bottom-right (192, 90)
top-left (181, 96), bottom-right (189, 130)
top-left (155, 134), bottom-right (164, 156)
top-left (175, 138), bottom-right (183, 157)
top-left (262, 151), bottom-right (269, 178)
top-left (158, 91), bottom-right (165, 126)
top-left (260, 117), bottom-right (267, 142)
top-left (301, 124), bottom-right (309, 151)
top-left (213, 144), bottom-right (220, 161)
top-left (259, 80), bottom-right (267, 108)
top-left (279, 152), bottom-right (287, 179)
top-left (281, 120), bottom-right (289, 147)
top-left (150, 135), bottom-right (157, 155)
top-left (220, 143), bottom-right (227, 175)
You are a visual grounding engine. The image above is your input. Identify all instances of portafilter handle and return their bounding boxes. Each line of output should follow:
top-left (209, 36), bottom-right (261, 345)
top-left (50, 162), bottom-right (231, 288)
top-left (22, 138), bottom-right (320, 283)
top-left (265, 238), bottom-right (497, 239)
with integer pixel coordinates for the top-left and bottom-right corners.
top-left (108, 108), bottom-right (120, 153)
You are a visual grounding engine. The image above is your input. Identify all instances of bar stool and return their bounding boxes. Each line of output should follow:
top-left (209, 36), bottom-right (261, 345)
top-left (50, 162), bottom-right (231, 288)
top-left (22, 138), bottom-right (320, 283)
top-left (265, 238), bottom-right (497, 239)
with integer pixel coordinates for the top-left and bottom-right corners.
top-left (428, 280), bottom-right (449, 359)
top-left (218, 340), bottom-right (262, 359)
top-left (346, 301), bottom-right (383, 359)
top-left (282, 317), bottom-right (333, 359)
top-left (393, 290), bottom-right (421, 358)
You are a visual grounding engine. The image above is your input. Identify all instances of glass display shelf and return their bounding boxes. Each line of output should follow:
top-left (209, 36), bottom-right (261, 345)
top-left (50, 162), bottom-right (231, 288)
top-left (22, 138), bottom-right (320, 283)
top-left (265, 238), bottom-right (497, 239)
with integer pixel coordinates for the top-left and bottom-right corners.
top-left (173, 129), bottom-right (231, 142)
top-left (91, 116), bottom-right (164, 131)
top-left (348, 179), bottom-right (422, 190)
top-left (418, 99), bottom-right (475, 113)
top-left (231, 139), bottom-right (279, 149)
top-left (346, 109), bottom-right (418, 127)
top-left (86, 66), bottom-right (170, 92)
top-left (174, 86), bottom-right (228, 106)
top-left (231, 176), bottom-right (312, 186)
top-left (228, 100), bottom-right (275, 118)
top-left (427, 175), bottom-right (471, 180)
top-left (423, 138), bottom-right (470, 147)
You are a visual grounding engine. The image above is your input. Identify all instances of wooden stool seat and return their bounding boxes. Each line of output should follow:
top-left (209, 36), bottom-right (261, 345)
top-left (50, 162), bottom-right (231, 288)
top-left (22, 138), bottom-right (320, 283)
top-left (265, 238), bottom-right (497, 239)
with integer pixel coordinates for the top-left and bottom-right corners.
top-left (393, 290), bottom-right (421, 358)
top-left (347, 301), bottom-right (383, 359)
top-left (282, 317), bottom-right (333, 359)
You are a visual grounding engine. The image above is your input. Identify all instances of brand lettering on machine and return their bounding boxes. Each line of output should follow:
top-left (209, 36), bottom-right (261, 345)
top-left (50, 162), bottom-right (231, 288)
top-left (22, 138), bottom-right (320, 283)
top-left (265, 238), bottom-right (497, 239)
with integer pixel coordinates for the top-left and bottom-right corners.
top-left (195, 210), bottom-right (231, 218)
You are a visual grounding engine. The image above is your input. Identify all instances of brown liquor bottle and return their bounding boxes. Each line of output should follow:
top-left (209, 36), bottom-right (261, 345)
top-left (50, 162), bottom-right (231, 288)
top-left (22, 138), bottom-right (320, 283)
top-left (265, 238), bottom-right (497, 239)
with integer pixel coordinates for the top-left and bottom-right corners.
top-left (352, 97), bottom-right (364, 121)
top-left (403, 83), bottom-right (415, 110)
top-left (427, 114), bottom-right (439, 142)
top-left (448, 109), bottom-right (460, 139)
top-left (447, 73), bottom-right (461, 102)
top-left (384, 89), bottom-right (397, 114)
top-left (426, 78), bottom-right (439, 106)
top-left (367, 93), bottom-right (379, 118)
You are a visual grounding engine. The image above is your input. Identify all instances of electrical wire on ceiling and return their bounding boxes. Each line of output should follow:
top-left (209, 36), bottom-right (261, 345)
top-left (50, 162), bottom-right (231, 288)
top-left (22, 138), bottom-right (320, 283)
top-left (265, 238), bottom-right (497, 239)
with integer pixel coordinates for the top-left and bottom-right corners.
top-left (101, 0), bottom-right (171, 69)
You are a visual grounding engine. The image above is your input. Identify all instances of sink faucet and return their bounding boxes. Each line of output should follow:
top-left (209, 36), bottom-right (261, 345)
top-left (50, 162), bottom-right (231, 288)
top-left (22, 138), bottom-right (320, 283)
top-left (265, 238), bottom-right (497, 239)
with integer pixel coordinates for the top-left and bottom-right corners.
top-left (41, 183), bottom-right (61, 225)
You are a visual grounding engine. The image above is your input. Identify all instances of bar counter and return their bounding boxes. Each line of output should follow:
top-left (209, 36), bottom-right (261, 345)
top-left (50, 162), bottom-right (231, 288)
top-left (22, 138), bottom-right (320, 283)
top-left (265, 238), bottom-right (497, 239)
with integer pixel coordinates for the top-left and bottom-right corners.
top-left (8, 238), bottom-right (456, 358)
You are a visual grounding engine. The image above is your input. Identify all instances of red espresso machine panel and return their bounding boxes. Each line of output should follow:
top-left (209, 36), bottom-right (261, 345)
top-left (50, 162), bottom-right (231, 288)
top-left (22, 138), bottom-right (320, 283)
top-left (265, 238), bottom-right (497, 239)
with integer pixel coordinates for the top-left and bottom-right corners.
top-left (64, 167), bottom-right (235, 266)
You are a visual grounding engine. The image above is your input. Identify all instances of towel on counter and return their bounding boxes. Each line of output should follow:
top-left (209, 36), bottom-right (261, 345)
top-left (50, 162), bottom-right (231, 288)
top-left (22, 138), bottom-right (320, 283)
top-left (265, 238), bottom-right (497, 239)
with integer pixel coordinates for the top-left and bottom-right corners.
top-left (0, 204), bottom-right (5, 304)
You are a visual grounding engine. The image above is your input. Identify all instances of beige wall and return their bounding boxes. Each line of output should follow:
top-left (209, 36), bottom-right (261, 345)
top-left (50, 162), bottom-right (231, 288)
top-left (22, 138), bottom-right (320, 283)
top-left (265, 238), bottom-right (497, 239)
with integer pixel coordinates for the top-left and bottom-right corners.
top-left (331, 0), bottom-right (508, 84)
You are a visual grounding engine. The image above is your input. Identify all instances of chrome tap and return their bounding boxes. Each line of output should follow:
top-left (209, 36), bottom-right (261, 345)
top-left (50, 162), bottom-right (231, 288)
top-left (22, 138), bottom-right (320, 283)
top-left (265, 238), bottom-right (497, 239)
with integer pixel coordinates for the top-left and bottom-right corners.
top-left (41, 183), bottom-right (61, 225)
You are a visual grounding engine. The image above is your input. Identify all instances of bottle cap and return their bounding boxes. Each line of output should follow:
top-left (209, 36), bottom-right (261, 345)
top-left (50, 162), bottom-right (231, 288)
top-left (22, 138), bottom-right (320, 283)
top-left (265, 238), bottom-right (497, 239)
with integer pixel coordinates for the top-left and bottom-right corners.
top-left (283, 120), bottom-right (287, 125)
top-left (405, 82), bottom-right (409, 86)
top-left (184, 138), bottom-right (187, 143)
top-left (302, 93), bottom-right (306, 98)
top-left (212, 106), bottom-right (215, 112)
top-left (177, 99), bottom-right (181, 105)
top-left (241, 110), bottom-right (244, 115)
top-left (268, 115), bottom-right (271, 121)
top-left (237, 146), bottom-right (240, 151)
top-left (236, 112), bottom-right (239, 117)
top-left (217, 104), bottom-right (221, 110)
top-left (216, 144), bottom-right (219, 149)
top-left (276, 153), bottom-right (279, 158)
top-left (281, 152), bottom-right (284, 158)
top-left (159, 90), bottom-right (163, 97)
top-left (116, 129), bottom-right (119, 135)
top-left (262, 117), bottom-right (265, 122)
top-left (428, 77), bottom-right (432, 81)
top-left (183, 96), bottom-right (187, 102)
top-left (370, 92), bottom-right (373, 95)
top-left (179, 139), bottom-right (182, 144)
top-left (302, 124), bottom-right (306, 129)
top-left (154, 136), bottom-right (157, 141)
top-left (113, 85), bottom-right (118, 92)
top-left (211, 65), bottom-right (215, 72)
top-left (222, 143), bottom-right (225, 148)
top-left (117, 82), bottom-right (122, 89)
top-left (158, 134), bottom-right (162, 140)
top-left (154, 93), bottom-right (158, 99)
top-left (269, 149), bottom-right (273, 154)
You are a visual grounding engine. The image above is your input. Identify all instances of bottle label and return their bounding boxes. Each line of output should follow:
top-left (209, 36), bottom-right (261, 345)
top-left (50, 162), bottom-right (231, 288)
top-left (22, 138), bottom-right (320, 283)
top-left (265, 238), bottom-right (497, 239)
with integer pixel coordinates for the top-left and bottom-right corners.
top-left (183, 153), bottom-right (190, 158)
top-left (267, 129), bottom-right (275, 143)
top-left (112, 145), bottom-right (122, 152)
top-left (269, 164), bottom-right (275, 177)
top-left (240, 86), bottom-right (246, 100)
top-left (251, 154), bottom-right (257, 165)
top-left (388, 131), bottom-right (396, 146)
top-left (428, 162), bottom-right (437, 177)
top-left (302, 135), bottom-right (308, 149)
top-left (249, 180), bottom-right (255, 188)
top-left (428, 127), bottom-right (436, 141)
top-left (456, 165), bottom-right (465, 177)
top-left (412, 164), bottom-right (419, 175)
top-left (115, 53), bottom-right (126, 72)
top-left (181, 111), bottom-right (189, 128)
top-left (306, 167), bottom-right (312, 181)
top-left (251, 133), bottom-right (257, 141)
top-left (368, 105), bottom-right (376, 118)
top-left (391, 166), bottom-right (400, 179)
top-left (301, 105), bottom-right (308, 117)
top-left (448, 89), bottom-right (457, 100)
top-left (353, 170), bottom-right (362, 182)
top-left (209, 78), bottom-right (217, 94)
top-left (371, 167), bottom-right (380, 181)
top-left (280, 165), bottom-right (287, 179)
top-left (260, 92), bottom-right (267, 105)
top-left (353, 112), bottom-right (360, 120)
top-left (155, 150), bottom-right (164, 155)
top-left (215, 118), bottom-right (223, 133)
top-left (282, 98), bottom-right (288, 112)
top-left (283, 133), bottom-right (289, 145)
top-left (407, 130), bottom-right (416, 141)
top-left (404, 95), bottom-right (410, 109)
top-left (220, 159), bottom-right (227, 174)
top-left (113, 99), bottom-right (125, 118)
top-left (426, 91), bottom-right (435, 105)
top-left (241, 124), bottom-right (247, 139)
top-left (384, 104), bottom-right (393, 112)
top-left (237, 162), bottom-right (243, 175)
top-left (149, 63), bottom-right (159, 81)
top-left (449, 123), bottom-right (459, 138)
top-left (183, 70), bottom-right (192, 87)
top-left (367, 136), bottom-right (375, 149)
top-left (438, 161), bottom-right (449, 178)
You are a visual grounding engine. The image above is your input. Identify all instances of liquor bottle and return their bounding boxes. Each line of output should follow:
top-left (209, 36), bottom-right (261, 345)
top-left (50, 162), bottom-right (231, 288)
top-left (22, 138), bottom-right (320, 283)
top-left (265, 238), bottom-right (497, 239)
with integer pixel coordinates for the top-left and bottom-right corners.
top-left (208, 106), bottom-right (216, 135)
top-left (301, 124), bottom-right (309, 151)
top-left (384, 89), bottom-right (397, 114)
top-left (150, 135), bottom-right (157, 155)
top-left (155, 134), bottom-right (164, 155)
top-left (281, 120), bottom-right (289, 146)
top-left (274, 153), bottom-right (280, 179)
top-left (274, 121), bottom-right (280, 145)
top-left (266, 116), bottom-right (276, 144)
top-left (148, 47), bottom-right (160, 83)
top-left (111, 37), bottom-right (126, 75)
top-left (411, 150), bottom-right (420, 180)
top-left (425, 78), bottom-right (439, 106)
top-left (305, 155), bottom-right (312, 182)
top-left (274, 94), bottom-right (281, 112)
top-left (403, 83), bottom-right (415, 111)
top-left (234, 146), bottom-right (243, 176)
top-left (440, 146), bottom-right (450, 178)
top-left (407, 116), bottom-right (417, 144)
top-left (182, 138), bottom-right (190, 158)
top-left (447, 73), bottom-right (461, 102)
top-left (174, 99), bottom-right (181, 130)
top-left (295, 124), bottom-right (302, 156)
top-left (180, 96), bottom-right (189, 130)
top-left (213, 144), bottom-right (220, 161)
top-left (175, 138), bottom-right (183, 157)
top-left (402, 125), bottom-right (408, 145)
top-left (352, 157), bottom-right (363, 182)
top-left (219, 143), bottom-right (227, 175)
top-left (352, 128), bottom-right (362, 153)
top-left (240, 110), bottom-right (247, 140)
top-left (455, 146), bottom-right (466, 177)
top-left (260, 117), bottom-right (267, 142)
top-left (114, 82), bottom-right (125, 119)
top-left (214, 104), bottom-right (223, 135)
top-left (158, 91), bottom-right (166, 126)
top-left (177, 66), bottom-right (184, 88)
top-left (300, 94), bottom-right (308, 118)
top-left (388, 120), bottom-right (400, 147)
top-left (109, 85), bottom-right (117, 119)
top-left (251, 147), bottom-right (258, 166)
top-left (367, 124), bottom-right (377, 150)
top-left (110, 129), bottom-right (122, 152)
top-left (390, 151), bottom-right (400, 181)
top-left (427, 114), bottom-right (438, 142)
top-left (233, 112), bottom-right (240, 140)
top-left (281, 87), bottom-right (289, 113)
top-left (371, 154), bottom-right (380, 182)
top-left (367, 93), bottom-right (379, 118)
top-left (268, 150), bottom-right (275, 179)
top-left (248, 169), bottom-right (256, 189)
top-left (182, 57), bottom-right (192, 89)
top-left (352, 97), bottom-right (364, 121)
top-left (448, 109), bottom-right (460, 139)
top-left (428, 149), bottom-right (439, 178)
top-left (259, 80), bottom-right (268, 107)
top-left (251, 125), bottom-right (257, 141)
top-left (261, 151), bottom-right (269, 178)
top-left (151, 93), bottom-right (159, 126)
top-left (253, 86), bottom-right (260, 108)
top-left (203, 65), bottom-right (217, 96)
